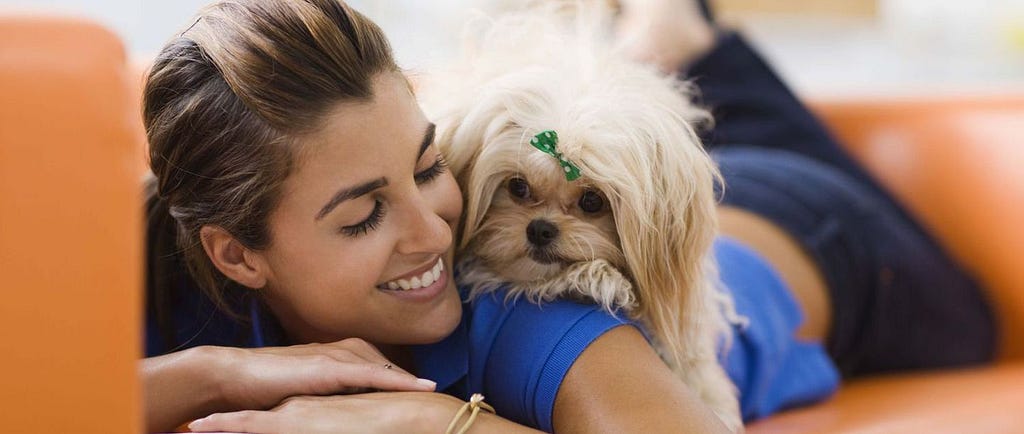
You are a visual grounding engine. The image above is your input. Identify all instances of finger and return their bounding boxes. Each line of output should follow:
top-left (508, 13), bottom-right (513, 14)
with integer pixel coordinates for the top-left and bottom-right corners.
top-left (322, 348), bottom-right (413, 376)
top-left (188, 410), bottom-right (281, 434)
top-left (262, 354), bottom-right (434, 394)
top-left (256, 340), bottom-right (404, 372)
top-left (316, 361), bottom-right (436, 393)
top-left (332, 339), bottom-right (411, 374)
top-left (331, 352), bottom-right (415, 376)
top-left (331, 338), bottom-right (387, 360)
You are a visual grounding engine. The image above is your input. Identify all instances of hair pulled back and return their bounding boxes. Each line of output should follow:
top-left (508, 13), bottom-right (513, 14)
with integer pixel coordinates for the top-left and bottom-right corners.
top-left (143, 0), bottom-right (397, 348)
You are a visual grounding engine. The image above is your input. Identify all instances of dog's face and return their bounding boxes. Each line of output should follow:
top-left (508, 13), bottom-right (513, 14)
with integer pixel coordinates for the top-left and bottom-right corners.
top-left (432, 59), bottom-right (719, 293)
top-left (424, 29), bottom-right (720, 308)
top-left (469, 159), bottom-right (624, 283)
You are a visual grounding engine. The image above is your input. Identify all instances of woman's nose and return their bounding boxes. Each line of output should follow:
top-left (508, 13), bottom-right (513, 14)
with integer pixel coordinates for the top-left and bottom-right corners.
top-left (395, 194), bottom-right (453, 256)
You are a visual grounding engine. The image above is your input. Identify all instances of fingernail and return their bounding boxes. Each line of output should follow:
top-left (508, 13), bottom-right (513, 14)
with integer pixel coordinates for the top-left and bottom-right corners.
top-left (187, 417), bottom-right (207, 431)
top-left (417, 378), bottom-right (437, 389)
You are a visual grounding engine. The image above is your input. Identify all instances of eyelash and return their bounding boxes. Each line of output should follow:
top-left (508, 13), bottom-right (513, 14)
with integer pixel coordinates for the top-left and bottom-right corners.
top-left (340, 155), bottom-right (448, 237)
top-left (341, 199), bottom-right (385, 237)
top-left (414, 155), bottom-right (448, 184)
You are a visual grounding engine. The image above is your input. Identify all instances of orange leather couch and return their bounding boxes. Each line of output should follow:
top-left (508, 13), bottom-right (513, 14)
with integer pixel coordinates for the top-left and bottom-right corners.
top-left (2, 14), bottom-right (1021, 433)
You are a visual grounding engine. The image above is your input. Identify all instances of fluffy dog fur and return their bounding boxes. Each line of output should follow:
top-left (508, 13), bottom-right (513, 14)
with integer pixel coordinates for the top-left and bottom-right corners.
top-left (420, 5), bottom-right (744, 431)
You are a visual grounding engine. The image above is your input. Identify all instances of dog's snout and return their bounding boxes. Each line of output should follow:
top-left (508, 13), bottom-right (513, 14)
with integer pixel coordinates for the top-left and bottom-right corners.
top-left (526, 219), bottom-right (559, 247)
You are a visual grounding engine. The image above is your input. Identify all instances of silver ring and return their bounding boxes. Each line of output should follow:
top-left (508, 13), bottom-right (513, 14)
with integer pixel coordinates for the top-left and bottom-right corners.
top-left (383, 363), bottom-right (393, 370)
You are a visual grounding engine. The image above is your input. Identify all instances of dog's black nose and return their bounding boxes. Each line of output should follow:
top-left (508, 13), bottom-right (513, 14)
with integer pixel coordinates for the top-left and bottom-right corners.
top-left (526, 219), bottom-right (560, 247)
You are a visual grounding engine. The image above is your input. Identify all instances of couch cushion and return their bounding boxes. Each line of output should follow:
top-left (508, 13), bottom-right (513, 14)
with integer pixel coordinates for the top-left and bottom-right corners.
top-left (747, 362), bottom-right (1024, 433)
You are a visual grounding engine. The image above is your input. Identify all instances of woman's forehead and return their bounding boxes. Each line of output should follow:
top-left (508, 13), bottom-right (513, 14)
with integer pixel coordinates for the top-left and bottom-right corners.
top-left (302, 75), bottom-right (425, 163)
top-left (282, 73), bottom-right (429, 200)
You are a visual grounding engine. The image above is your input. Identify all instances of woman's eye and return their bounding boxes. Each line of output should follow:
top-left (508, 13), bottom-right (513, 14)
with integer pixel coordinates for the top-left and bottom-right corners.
top-left (508, 177), bottom-right (530, 199)
top-left (578, 190), bottom-right (605, 213)
top-left (340, 200), bottom-right (385, 237)
top-left (414, 155), bottom-right (448, 185)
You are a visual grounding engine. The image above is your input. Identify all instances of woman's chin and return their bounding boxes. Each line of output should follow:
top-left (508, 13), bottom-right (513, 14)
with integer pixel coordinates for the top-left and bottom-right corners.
top-left (401, 282), bottom-right (464, 345)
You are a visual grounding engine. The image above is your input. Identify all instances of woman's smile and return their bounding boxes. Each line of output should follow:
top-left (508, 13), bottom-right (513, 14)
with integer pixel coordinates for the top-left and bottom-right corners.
top-left (377, 256), bottom-right (449, 301)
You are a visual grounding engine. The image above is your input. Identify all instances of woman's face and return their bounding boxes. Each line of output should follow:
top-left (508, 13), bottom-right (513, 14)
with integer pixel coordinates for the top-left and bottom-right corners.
top-left (256, 72), bottom-right (464, 346)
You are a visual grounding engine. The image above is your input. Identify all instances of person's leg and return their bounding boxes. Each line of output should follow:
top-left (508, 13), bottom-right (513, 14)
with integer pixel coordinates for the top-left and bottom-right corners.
top-left (714, 147), bottom-right (997, 377)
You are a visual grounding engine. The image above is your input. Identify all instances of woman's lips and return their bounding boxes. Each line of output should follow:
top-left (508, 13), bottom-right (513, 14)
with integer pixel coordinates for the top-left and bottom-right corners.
top-left (376, 257), bottom-right (449, 301)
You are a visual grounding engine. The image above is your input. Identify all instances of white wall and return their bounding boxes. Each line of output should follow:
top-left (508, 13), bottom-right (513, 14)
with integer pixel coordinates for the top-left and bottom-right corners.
top-left (3, 0), bottom-right (1023, 96)
top-left (0, 0), bottom-right (472, 69)
top-left (0, 0), bottom-right (205, 56)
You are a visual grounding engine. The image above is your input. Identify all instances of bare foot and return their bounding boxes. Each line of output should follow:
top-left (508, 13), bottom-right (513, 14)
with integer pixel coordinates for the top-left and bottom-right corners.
top-left (612, 0), bottom-right (716, 72)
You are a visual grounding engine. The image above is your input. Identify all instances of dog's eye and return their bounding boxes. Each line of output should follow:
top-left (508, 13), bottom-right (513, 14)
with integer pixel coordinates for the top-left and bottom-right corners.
top-left (508, 177), bottom-right (531, 200)
top-left (578, 190), bottom-right (605, 213)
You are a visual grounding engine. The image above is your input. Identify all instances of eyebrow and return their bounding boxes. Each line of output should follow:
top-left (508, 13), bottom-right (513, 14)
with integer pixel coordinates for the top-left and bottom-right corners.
top-left (314, 123), bottom-right (436, 221)
top-left (418, 123), bottom-right (436, 165)
top-left (315, 177), bottom-right (388, 221)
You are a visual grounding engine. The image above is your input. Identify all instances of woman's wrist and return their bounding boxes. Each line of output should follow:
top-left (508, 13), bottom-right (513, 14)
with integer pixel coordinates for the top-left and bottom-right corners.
top-left (426, 393), bottom-right (542, 434)
top-left (141, 346), bottom-right (238, 432)
top-left (421, 393), bottom-right (466, 432)
top-left (182, 346), bottom-right (237, 412)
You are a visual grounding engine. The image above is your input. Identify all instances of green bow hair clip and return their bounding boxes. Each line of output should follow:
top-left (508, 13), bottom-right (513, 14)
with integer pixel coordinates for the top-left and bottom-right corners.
top-left (530, 130), bottom-right (581, 181)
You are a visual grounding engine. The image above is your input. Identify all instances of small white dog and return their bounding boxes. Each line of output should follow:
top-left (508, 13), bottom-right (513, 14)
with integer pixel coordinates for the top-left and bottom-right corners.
top-left (422, 5), bottom-right (744, 431)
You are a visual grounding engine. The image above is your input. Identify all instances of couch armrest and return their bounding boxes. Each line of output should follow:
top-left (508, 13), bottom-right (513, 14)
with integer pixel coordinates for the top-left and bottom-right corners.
top-left (0, 14), bottom-right (142, 432)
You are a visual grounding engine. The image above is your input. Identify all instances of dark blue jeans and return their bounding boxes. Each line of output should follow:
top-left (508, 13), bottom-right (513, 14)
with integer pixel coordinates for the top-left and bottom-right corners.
top-left (691, 33), bottom-right (996, 377)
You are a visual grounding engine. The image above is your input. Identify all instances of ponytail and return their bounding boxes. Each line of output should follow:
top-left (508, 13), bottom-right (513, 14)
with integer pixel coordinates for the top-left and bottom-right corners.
top-left (143, 175), bottom-right (185, 351)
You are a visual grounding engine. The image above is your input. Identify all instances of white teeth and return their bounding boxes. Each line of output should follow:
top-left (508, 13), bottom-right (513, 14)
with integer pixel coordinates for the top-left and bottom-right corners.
top-left (381, 258), bottom-right (445, 291)
top-left (432, 260), bottom-right (442, 281)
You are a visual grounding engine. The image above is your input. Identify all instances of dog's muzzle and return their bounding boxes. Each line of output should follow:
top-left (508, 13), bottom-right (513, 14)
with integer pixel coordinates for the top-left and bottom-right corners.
top-left (526, 219), bottom-right (559, 247)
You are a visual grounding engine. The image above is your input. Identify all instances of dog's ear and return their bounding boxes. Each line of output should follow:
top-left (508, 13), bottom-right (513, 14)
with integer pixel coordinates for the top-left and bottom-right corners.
top-left (433, 111), bottom-right (475, 247)
top-left (434, 109), bottom-right (475, 185)
top-left (433, 101), bottom-right (516, 250)
top-left (606, 124), bottom-right (725, 369)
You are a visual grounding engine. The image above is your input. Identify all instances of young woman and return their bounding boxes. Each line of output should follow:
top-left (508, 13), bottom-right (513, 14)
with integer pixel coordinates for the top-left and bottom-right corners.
top-left (142, 1), bottom-right (996, 433)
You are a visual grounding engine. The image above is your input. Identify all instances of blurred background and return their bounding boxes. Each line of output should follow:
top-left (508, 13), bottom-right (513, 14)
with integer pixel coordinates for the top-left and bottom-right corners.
top-left (2, 0), bottom-right (1023, 97)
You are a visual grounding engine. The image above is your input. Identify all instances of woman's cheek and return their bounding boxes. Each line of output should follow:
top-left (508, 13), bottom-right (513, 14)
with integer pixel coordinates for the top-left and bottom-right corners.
top-left (439, 173), bottom-right (463, 225)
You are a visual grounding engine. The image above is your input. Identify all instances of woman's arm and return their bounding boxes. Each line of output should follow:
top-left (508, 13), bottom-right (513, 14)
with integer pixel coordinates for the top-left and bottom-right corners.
top-left (553, 325), bottom-right (731, 434)
top-left (180, 326), bottom-right (730, 434)
top-left (141, 346), bottom-right (228, 433)
top-left (187, 392), bottom-right (545, 434)
top-left (141, 339), bottom-right (437, 432)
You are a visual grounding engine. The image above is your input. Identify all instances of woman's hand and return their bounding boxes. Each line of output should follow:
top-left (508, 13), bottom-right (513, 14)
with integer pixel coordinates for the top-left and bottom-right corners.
top-left (188, 392), bottom-right (544, 434)
top-left (189, 392), bottom-right (460, 434)
top-left (213, 338), bottom-right (435, 411)
top-left (142, 338), bottom-right (434, 432)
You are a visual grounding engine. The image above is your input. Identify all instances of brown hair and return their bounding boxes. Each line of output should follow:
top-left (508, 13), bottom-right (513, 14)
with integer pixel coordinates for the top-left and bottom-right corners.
top-left (143, 0), bottom-right (397, 351)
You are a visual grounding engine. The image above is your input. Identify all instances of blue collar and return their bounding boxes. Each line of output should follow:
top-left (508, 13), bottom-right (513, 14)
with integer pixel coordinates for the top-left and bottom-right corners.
top-left (250, 297), bottom-right (268, 347)
top-left (409, 290), bottom-right (518, 398)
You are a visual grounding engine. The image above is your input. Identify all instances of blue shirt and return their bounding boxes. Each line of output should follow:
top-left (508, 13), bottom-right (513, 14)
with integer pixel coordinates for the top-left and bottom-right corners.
top-left (146, 237), bottom-right (839, 430)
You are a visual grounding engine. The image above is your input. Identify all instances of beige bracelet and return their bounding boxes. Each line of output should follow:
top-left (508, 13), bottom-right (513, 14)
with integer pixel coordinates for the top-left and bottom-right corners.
top-left (445, 393), bottom-right (496, 434)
